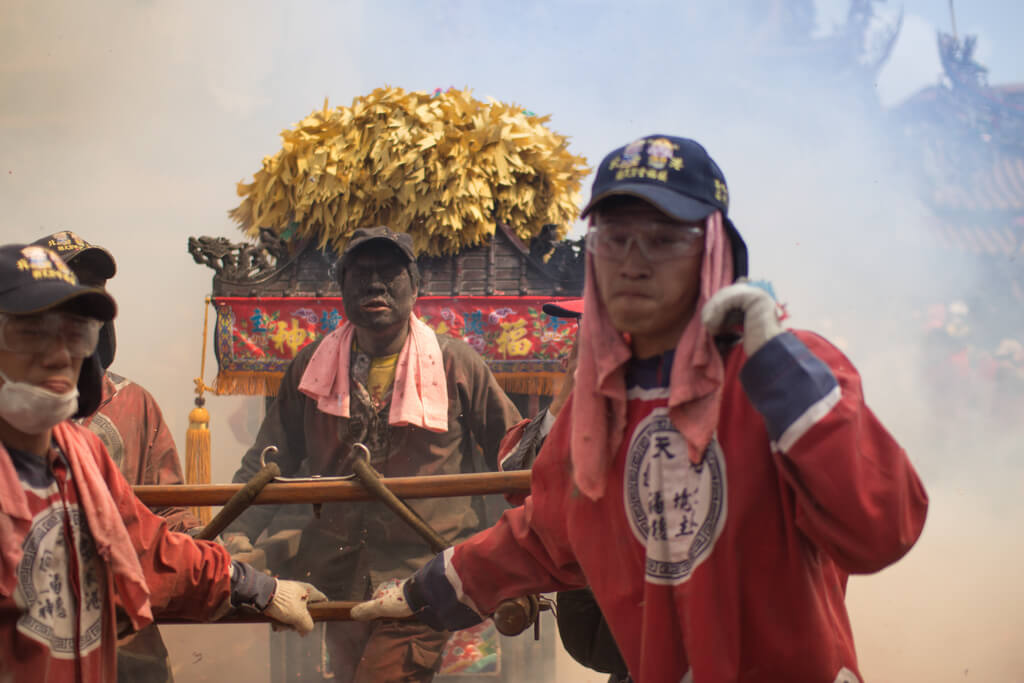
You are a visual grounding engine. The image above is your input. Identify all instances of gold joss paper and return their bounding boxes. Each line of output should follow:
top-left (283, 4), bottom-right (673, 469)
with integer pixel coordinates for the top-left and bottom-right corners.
top-left (230, 87), bottom-right (590, 256)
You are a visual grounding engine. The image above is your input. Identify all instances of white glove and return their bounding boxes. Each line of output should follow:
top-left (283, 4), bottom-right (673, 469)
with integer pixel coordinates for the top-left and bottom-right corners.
top-left (702, 283), bottom-right (784, 357)
top-left (263, 579), bottom-right (328, 636)
top-left (221, 532), bottom-right (254, 555)
top-left (350, 578), bottom-right (413, 621)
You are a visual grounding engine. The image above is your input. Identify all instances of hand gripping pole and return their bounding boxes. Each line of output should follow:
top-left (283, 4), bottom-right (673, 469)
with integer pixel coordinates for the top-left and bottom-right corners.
top-left (346, 443), bottom-right (546, 637)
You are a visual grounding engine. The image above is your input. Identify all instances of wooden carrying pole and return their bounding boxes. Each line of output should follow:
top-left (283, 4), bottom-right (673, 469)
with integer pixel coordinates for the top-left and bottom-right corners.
top-left (153, 599), bottom-right (539, 633)
top-left (46, 600), bottom-right (535, 629)
top-left (134, 470), bottom-right (531, 508)
top-left (133, 469), bottom-right (537, 630)
top-left (1, 602), bottom-right (372, 625)
top-left (192, 462), bottom-right (281, 541)
top-left (159, 601), bottom-right (364, 624)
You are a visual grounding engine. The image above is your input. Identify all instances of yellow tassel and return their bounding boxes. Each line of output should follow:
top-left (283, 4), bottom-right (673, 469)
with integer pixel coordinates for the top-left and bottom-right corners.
top-left (185, 398), bottom-right (212, 526)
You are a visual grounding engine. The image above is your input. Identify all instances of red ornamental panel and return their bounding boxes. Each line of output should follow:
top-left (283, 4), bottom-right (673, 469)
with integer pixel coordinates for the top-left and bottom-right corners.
top-left (212, 296), bottom-right (578, 396)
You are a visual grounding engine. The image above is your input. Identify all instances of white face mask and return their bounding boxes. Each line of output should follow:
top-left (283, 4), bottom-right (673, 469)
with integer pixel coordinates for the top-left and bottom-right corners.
top-left (0, 369), bottom-right (79, 435)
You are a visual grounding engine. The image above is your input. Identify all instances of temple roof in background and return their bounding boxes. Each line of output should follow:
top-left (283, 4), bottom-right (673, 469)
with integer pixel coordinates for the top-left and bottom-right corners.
top-left (894, 33), bottom-right (1024, 260)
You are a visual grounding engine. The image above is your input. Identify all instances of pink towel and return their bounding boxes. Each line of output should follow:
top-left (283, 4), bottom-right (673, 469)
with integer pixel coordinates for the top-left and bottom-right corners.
top-left (299, 314), bottom-right (448, 432)
top-left (0, 422), bottom-right (154, 630)
top-left (571, 211), bottom-right (734, 500)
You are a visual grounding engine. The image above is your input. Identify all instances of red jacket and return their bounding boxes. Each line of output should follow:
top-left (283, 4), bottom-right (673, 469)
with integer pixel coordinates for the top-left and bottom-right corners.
top-left (409, 331), bottom-right (928, 683)
top-left (0, 422), bottom-right (234, 682)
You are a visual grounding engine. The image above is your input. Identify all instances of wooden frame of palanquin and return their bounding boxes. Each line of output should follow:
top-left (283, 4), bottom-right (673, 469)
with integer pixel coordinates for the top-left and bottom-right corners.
top-left (190, 222), bottom-right (585, 405)
top-left (189, 223), bottom-right (582, 681)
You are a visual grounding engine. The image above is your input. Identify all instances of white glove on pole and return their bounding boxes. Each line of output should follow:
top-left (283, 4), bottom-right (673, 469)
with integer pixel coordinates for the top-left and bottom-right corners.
top-left (263, 579), bottom-right (328, 635)
top-left (350, 578), bottom-right (413, 621)
top-left (702, 283), bottom-right (784, 357)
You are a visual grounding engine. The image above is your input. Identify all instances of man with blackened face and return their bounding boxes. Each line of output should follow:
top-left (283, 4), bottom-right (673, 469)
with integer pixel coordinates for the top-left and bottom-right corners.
top-left (339, 232), bottom-right (420, 357)
top-left (223, 227), bottom-right (521, 682)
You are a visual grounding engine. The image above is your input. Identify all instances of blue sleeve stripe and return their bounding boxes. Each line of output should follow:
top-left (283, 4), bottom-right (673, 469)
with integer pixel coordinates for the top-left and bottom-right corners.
top-left (229, 560), bottom-right (276, 610)
top-left (441, 547), bottom-right (482, 615)
top-left (407, 548), bottom-right (484, 631)
top-left (776, 385), bottom-right (841, 452)
top-left (740, 332), bottom-right (840, 450)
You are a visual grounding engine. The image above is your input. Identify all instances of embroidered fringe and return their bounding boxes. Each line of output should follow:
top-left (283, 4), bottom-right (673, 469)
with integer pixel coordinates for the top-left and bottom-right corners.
top-left (214, 371), bottom-right (285, 396)
top-left (493, 371), bottom-right (563, 397)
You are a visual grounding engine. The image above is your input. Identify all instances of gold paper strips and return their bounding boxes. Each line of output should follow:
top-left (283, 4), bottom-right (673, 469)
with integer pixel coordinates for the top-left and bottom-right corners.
top-left (229, 87), bottom-right (589, 256)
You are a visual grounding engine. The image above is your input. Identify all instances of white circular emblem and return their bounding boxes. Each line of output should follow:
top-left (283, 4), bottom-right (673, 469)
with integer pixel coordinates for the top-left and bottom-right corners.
top-left (623, 408), bottom-right (727, 585)
top-left (16, 503), bottom-right (105, 657)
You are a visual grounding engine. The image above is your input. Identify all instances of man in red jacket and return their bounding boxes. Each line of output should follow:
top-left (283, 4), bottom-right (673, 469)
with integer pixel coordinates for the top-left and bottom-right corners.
top-left (351, 135), bottom-right (929, 683)
top-left (0, 243), bottom-right (325, 682)
top-left (31, 231), bottom-right (201, 682)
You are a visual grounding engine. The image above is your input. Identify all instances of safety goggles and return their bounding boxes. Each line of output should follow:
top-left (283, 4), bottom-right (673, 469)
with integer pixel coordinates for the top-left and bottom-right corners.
top-left (586, 223), bottom-right (705, 263)
top-left (0, 312), bottom-right (102, 358)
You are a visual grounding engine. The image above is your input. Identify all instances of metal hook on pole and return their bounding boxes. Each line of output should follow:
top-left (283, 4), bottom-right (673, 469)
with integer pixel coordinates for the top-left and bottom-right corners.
top-left (259, 445), bottom-right (279, 468)
top-left (195, 446), bottom-right (281, 541)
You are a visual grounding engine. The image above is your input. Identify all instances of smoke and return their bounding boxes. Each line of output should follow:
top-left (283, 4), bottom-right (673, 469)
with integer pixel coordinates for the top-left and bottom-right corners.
top-left (3, 1), bottom-right (1023, 681)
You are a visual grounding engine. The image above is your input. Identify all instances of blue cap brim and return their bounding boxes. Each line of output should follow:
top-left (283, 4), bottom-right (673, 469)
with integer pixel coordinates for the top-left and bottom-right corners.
top-left (0, 280), bottom-right (116, 321)
top-left (580, 183), bottom-right (718, 222)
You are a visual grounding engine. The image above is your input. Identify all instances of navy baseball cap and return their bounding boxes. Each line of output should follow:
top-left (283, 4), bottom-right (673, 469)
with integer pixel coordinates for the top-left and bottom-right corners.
top-left (32, 231), bottom-right (117, 280)
top-left (581, 135), bottom-right (748, 278)
top-left (581, 135), bottom-right (730, 221)
top-left (0, 244), bottom-right (116, 321)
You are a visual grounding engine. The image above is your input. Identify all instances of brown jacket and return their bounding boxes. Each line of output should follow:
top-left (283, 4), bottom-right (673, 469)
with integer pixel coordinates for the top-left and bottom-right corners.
top-left (79, 371), bottom-right (199, 532)
top-left (228, 332), bottom-right (521, 599)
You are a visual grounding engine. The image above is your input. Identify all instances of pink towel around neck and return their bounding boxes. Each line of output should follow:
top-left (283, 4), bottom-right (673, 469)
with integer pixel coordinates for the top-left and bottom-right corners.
top-left (571, 211), bottom-right (734, 500)
top-left (298, 314), bottom-right (448, 432)
top-left (0, 422), bottom-right (154, 630)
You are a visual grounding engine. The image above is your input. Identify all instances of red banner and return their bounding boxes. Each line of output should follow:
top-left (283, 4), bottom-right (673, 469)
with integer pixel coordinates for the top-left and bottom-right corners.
top-left (213, 296), bottom-right (578, 396)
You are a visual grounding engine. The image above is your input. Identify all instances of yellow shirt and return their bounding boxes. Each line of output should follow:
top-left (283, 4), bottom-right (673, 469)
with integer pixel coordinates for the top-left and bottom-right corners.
top-left (367, 352), bottom-right (399, 406)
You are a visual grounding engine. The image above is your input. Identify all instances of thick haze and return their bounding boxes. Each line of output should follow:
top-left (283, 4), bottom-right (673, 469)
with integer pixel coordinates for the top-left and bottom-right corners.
top-left (3, 1), bottom-right (1023, 681)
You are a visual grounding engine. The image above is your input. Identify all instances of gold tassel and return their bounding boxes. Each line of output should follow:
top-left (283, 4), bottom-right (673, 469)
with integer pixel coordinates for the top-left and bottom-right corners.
top-left (185, 398), bottom-right (212, 525)
top-left (186, 297), bottom-right (214, 525)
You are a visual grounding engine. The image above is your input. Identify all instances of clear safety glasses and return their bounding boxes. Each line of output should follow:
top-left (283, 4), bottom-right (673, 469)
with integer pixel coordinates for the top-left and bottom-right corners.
top-left (0, 312), bottom-right (102, 358)
top-left (585, 223), bottom-right (705, 263)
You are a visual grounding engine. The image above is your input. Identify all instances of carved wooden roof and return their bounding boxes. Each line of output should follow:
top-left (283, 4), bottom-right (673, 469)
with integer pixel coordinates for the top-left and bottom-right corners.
top-left (189, 223), bottom-right (585, 299)
top-left (893, 33), bottom-right (1024, 262)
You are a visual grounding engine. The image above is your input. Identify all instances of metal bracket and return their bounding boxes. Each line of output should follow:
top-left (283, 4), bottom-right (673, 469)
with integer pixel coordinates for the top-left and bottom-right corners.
top-left (260, 443), bottom-right (367, 517)
top-left (260, 444), bottom-right (363, 483)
